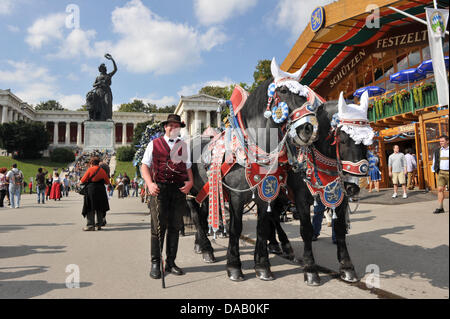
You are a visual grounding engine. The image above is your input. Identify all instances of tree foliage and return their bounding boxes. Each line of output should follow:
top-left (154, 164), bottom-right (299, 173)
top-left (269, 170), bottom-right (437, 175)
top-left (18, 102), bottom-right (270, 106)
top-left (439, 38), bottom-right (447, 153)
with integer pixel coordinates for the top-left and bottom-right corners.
top-left (117, 99), bottom-right (176, 113)
top-left (0, 120), bottom-right (50, 159)
top-left (50, 148), bottom-right (75, 163)
top-left (116, 146), bottom-right (136, 161)
top-left (35, 100), bottom-right (66, 111)
top-left (77, 104), bottom-right (89, 111)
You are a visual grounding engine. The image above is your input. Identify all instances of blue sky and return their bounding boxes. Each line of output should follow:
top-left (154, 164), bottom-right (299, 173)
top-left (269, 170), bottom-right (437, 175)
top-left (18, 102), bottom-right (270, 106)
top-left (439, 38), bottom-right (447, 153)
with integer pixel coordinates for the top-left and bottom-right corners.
top-left (0, 0), bottom-right (333, 110)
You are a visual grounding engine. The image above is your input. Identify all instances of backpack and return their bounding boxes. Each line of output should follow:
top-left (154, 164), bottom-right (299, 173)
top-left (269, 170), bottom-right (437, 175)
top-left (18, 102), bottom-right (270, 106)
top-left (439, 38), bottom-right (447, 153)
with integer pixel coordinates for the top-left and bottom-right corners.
top-left (14, 170), bottom-right (24, 185)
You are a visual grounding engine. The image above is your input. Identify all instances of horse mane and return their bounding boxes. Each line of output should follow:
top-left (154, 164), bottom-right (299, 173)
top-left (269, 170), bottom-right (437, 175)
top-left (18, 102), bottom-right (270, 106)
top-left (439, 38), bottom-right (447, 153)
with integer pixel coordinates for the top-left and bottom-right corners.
top-left (239, 78), bottom-right (273, 129)
top-left (313, 101), bottom-right (337, 159)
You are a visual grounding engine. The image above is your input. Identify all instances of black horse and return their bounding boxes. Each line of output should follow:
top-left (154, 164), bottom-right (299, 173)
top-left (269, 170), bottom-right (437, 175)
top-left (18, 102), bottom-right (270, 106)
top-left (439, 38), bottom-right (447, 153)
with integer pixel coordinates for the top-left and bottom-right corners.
top-left (188, 62), bottom-right (321, 281)
top-left (287, 93), bottom-right (372, 286)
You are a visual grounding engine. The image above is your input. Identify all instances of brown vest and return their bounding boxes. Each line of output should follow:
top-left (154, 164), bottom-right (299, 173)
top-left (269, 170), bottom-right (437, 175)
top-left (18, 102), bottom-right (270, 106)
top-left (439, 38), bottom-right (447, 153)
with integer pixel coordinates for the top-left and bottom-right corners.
top-left (151, 136), bottom-right (188, 184)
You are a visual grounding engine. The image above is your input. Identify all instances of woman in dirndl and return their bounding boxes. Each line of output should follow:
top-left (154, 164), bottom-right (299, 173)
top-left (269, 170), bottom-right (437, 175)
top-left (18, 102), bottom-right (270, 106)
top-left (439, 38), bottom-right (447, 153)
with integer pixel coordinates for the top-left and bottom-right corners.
top-left (80, 156), bottom-right (110, 231)
top-left (368, 150), bottom-right (381, 192)
top-left (50, 173), bottom-right (62, 201)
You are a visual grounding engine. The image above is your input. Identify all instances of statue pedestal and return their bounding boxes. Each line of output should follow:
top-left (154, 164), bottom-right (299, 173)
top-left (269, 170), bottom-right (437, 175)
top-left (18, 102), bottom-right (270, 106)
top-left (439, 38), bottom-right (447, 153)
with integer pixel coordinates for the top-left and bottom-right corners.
top-left (83, 121), bottom-right (115, 152)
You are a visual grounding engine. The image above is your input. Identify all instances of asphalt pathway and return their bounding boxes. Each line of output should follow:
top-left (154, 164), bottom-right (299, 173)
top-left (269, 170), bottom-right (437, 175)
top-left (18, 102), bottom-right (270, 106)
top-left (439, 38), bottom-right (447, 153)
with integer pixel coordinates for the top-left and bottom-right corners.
top-left (0, 191), bottom-right (448, 299)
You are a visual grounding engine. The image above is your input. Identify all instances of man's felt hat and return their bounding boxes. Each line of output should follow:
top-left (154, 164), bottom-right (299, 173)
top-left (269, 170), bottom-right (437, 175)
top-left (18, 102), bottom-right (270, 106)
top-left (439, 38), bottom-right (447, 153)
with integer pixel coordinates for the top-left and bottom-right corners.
top-left (161, 114), bottom-right (186, 128)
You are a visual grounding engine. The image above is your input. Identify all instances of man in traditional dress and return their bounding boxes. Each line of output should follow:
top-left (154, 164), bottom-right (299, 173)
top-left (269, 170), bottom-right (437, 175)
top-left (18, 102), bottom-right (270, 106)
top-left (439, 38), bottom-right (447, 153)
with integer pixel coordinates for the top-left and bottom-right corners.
top-left (432, 135), bottom-right (449, 214)
top-left (141, 114), bottom-right (194, 279)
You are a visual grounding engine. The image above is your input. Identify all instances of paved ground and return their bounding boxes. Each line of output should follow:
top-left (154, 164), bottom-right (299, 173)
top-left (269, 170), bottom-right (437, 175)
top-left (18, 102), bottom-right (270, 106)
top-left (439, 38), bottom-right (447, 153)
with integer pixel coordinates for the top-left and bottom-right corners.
top-left (0, 191), bottom-right (448, 299)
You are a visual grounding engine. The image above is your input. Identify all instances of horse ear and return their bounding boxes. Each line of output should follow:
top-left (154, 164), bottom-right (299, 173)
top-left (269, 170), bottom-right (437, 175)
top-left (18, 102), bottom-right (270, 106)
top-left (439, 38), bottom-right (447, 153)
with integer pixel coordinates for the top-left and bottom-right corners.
top-left (360, 91), bottom-right (369, 115)
top-left (291, 64), bottom-right (307, 81)
top-left (271, 57), bottom-right (281, 80)
top-left (338, 91), bottom-right (347, 114)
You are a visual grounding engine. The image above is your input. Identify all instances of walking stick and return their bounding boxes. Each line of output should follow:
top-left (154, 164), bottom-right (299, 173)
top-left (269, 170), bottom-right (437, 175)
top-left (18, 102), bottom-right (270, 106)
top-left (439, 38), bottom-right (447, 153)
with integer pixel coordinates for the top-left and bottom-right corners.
top-left (156, 200), bottom-right (165, 289)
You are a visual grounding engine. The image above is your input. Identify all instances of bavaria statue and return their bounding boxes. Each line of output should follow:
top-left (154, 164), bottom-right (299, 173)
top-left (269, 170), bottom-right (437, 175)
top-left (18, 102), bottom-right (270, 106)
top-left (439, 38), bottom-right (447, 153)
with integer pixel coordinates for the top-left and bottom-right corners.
top-left (86, 53), bottom-right (117, 121)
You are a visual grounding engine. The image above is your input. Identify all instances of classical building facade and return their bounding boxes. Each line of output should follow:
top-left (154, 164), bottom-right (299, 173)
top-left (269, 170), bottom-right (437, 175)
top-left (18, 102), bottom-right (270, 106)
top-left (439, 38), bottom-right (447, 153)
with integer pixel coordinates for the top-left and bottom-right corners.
top-left (1, 89), bottom-right (222, 152)
top-left (174, 94), bottom-right (221, 138)
top-left (0, 89), bottom-right (168, 151)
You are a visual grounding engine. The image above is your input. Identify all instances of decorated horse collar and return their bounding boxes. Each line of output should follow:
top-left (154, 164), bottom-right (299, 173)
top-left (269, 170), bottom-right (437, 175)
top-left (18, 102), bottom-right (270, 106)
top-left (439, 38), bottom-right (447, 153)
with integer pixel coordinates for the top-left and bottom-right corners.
top-left (265, 81), bottom-right (323, 125)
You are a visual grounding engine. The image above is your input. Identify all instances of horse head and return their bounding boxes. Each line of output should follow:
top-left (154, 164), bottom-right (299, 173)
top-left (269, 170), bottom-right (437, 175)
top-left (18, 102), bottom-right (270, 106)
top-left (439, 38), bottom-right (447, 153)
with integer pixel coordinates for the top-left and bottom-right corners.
top-left (336, 91), bottom-right (373, 196)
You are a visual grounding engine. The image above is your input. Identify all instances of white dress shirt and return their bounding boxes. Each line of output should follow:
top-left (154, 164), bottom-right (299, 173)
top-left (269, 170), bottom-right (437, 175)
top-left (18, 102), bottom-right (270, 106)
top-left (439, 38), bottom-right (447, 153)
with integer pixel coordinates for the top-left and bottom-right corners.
top-left (141, 135), bottom-right (192, 169)
top-left (432, 146), bottom-right (449, 172)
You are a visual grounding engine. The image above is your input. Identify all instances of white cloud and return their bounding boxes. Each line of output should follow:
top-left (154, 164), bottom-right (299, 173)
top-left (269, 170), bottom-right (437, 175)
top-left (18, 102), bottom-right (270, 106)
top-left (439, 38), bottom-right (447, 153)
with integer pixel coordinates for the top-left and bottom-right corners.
top-left (194, 0), bottom-right (258, 26)
top-left (57, 94), bottom-right (85, 110)
top-left (272, 0), bottom-right (334, 43)
top-left (130, 94), bottom-right (178, 107)
top-left (7, 25), bottom-right (20, 33)
top-left (25, 13), bottom-right (66, 49)
top-left (25, 0), bottom-right (227, 74)
top-left (0, 0), bottom-right (14, 15)
top-left (0, 60), bottom-right (84, 110)
top-left (177, 77), bottom-right (234, 97)
top-left (0, 60), bottom-right (56, 83)
top-left (108, 0), bottom-right (227, 75)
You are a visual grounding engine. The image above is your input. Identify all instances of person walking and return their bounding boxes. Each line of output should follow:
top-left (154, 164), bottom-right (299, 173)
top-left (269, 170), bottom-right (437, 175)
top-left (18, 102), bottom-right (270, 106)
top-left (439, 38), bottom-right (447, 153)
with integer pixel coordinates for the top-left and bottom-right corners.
top-left (45, 177), bottom-right (53, 201)
top-left (388, 145), bottom-right (407, 199)
top-left (80, 156), bottom-right (110, 231)
top-left (368, 149), bottom-right (381, 192)
top-left (405, 148), bottom-right (417, 190)
top-left (432, 135), bottom-right (449, 214)
top-left (122, 173), bottom-right (130, 197)
top-left (62, 175), bottom-right (70, 197)
top-left (109, 174), bottom-right (116, 198)
top-left (6, 163), bottom-right (24, 209)
top-left (35, 168), bottom-right (48, 204)
top-left (141, 114), bottom-right (194, 279)
top-left (311, 199), bottom-right (336, 244)
top-left (0, 168), bottom-right (8, 207)
top-left (50, 173), bottom-right (62, 201)
top-left (116, 175), bottom-right (124, 198)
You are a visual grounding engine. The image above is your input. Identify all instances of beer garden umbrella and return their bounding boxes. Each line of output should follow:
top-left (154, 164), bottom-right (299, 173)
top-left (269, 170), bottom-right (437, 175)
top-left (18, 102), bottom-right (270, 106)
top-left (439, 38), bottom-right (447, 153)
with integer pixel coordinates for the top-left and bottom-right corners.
top-left (353, 86), bottom-right (386, 97)
top-left (417, 56), bottom-right (449, 74)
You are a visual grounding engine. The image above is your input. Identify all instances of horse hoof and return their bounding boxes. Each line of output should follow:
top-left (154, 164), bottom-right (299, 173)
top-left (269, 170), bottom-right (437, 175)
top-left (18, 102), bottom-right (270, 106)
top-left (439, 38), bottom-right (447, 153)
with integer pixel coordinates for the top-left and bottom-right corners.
top-left (340, 269), bottom-right (359, 283)
top-left (268, 243), bottom-right (282, 255)
top-left (194, 244), bottom-right (202, 254)
top-left (304, 272), bottom-right (321, 286)
top-left (202, 252), bottom-right (217, 263)
top-left (255, 267), bottom-right (275, 281)
top-left (227, 268), bottom-right (245, 282)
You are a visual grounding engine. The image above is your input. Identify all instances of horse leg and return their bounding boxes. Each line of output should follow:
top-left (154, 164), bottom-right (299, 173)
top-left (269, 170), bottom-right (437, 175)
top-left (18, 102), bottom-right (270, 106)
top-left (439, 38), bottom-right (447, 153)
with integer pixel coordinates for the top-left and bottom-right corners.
top-left (186, 198), bottom-right (216, 263)
top-left (226, 195), bottom-right (245, 281)
top-left (334, 200), bottom-right (358, 282)
top-left (267, 213), bottom-right (282, 255)
top-left (297, 200), bottom-right (321, 286)
top-left (272, 197), bottom-right (295, 260)
top-left (254, 202), bottom-right (275, 280)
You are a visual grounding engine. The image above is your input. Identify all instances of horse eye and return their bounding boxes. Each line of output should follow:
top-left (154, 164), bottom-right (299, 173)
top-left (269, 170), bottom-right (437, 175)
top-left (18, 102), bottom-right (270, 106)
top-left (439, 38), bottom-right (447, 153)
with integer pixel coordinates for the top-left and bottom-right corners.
top-left (279, 88), bottom-right (288, 94)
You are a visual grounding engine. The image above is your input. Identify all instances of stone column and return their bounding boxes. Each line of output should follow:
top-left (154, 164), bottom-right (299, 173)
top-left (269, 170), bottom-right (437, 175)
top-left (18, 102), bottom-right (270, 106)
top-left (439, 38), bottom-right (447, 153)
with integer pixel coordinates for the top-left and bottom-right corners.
top-left (54, 121), bottom-right (59, 145)
top-left (194, 110), bottom-right (199, 134)
top-left (206, 110), bottom-right (211, 128)
top-left (2, 105), bottom-right (8, 124)
top-left (65, 122), bottom-right (71, 145)
top-left (216, 111), bottom-right (221, 128)
top-left (77, 122), bottom-right (82, 146)
top-left (122, 123), bottom-right (127, 145)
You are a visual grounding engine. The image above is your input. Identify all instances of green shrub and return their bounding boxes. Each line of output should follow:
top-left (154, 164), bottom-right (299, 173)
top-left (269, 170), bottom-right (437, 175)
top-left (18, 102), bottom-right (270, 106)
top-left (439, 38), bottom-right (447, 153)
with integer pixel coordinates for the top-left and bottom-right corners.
top-left (116, 146), bottom-right (135, 161)
top-left (50, 148), bottom-right (75, 163)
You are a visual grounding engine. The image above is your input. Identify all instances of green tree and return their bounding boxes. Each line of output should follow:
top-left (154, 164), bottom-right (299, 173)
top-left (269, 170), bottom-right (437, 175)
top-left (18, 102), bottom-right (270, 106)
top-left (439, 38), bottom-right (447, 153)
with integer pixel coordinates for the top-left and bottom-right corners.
top-left (35, 100), bottom-right (66, 111)
top-left (77, 104), bottom-right (89, 111)
top-left (253, 59), bottom-right (272, 86)
top-left (0, 120), bottom-right (50, 159)
top-left (199, 86), bottom-right (233, 99)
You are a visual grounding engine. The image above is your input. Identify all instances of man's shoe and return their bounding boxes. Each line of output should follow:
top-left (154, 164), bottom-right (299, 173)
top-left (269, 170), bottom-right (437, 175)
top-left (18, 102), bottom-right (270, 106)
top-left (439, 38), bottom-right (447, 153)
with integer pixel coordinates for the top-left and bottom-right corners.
top-left (392, 193), bottom-right (398, 198)
top-left (165, 262), bottom-right (184, 275)
top-left (402, 193), bottom-right (408, 199)
top-left (150, 262), bottom-right (161, 279)
top-left (83, 226), bottom-right (95, 231)
top-left (433, 208), bottom-right (445, 214)
top-left (312, 235), bottom-right (319, 242)
top-left (96, 226), bottom-right (102, 231)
